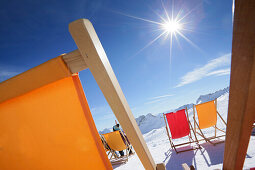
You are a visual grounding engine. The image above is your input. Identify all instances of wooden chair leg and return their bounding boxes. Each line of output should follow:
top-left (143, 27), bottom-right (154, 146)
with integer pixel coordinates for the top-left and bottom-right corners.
top-left (182, 163), bottom-right (195, 170)
top-left (194, 120), bottom-right (215, 145)
top-left (217, 111), bottom-right (227, 126)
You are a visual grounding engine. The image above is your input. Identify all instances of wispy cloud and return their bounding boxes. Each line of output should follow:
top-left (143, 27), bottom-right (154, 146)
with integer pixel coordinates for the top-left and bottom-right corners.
top-left (0, 66), bottom-right (21, 82)
top-left (99, 113), bottom-right (115, 121)
top-left (145, 98), bottom-right (164, 104)
top-left (176, 53), bottom-right (231, 87)
top-left (145, 94), bottom-right (174, 105)
top-left (149, 94), bottom-right (174, 100)
top-left (90, 105), bottom-right (111, 115)
top-left (206, 68), bottom-right (230, 76)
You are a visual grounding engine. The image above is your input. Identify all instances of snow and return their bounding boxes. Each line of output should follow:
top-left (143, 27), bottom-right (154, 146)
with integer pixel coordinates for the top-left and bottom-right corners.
top-left (196, 87), bottom-right (229, 104)
top-left (112, 88), bottom-right (255, 170)
top-left (135, 113), bottom-right (165, 134)
top-left (133, 87), bottom-right (229, 135)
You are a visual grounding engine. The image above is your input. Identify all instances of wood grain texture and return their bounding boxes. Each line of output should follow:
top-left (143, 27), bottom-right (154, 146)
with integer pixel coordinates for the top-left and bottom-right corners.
top-left (223, 0), bottom-right (255, 169)
top-left (62, 50), bottom-right (88, 73)
top-left (69, 19), bottom-right (157, 170)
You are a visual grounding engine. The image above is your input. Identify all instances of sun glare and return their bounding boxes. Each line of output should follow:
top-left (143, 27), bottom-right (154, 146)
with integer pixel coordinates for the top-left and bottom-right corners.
top-left (162, 20), bottom-right (182, 33)
top-left (116, 1), bottom-right (201, 62)
top-left (115, 1), bottom-right (202, 86)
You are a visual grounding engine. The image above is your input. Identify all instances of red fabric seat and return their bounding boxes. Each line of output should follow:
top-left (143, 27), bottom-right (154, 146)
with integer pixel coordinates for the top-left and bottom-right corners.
top-left (165, 109), bottom-right (190, 139)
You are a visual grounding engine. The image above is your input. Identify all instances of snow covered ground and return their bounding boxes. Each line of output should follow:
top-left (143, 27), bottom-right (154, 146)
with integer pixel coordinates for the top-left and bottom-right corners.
top-left (113, 91), bottom-right (255, 170)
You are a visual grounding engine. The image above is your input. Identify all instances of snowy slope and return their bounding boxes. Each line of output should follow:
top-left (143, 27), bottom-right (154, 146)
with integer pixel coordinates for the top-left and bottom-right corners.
top-left (135, 113), bottom-right (165, 134)
top-left (174, 103), bottom-right (194, 111)
top-left (113, 89), bottom-right (255, 170)
top-left (100, 87), bottom-right (230, 134)
top-left (196, 87), bottom-right (229, 104)
top-left (134, 87), bottom-right (229, 134)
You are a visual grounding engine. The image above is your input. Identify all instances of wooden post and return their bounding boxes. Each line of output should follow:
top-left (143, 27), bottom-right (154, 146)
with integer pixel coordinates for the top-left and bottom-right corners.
top-left (223, 0), bottom-right (255, 169)
top-left (69, 19), bottom-right (158, 170)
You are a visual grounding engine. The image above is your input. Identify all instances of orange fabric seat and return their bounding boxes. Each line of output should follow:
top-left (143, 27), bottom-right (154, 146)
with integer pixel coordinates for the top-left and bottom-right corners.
top-left (193, 100), bottom-right (227, 145)
top-left (103, 131), bottom-right (127, 151)
top-left (0, 75), bottom-right (112, 170)
top-left (195, 100), bottom-right (217, 129)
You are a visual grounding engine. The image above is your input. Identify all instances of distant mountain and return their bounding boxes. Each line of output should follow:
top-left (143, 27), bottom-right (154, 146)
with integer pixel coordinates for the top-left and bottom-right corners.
top-left (134, 103), bottom-right (193, 134)
top-left (99, 87), bottom-right (230, 134)
top-left (135, 113), bottom-right (165, 134)
top-left (99, 128), bottom-right (111, 134)
top-left (196, 87), bottom-right (229, 104)
top-left (174, 103), bottom-right (194, 111)
top-left (135, 86), bottom-right (229, 134)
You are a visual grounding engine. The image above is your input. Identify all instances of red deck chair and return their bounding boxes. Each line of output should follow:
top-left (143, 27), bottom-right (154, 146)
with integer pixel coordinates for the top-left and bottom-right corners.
top-left (163, 108), bottom-right (200, 153)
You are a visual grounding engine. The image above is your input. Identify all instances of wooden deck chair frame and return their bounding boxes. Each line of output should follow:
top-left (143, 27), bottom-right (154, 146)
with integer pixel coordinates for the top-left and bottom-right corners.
top-left (193, 99), bottom-right (227, 145)
top-left (118, 130), bottom-right (134, 163)
top-left (163, 108), bottom-right (200, 153)
top-left (0, 19), bottom-right (165, 170)
top-left (100, 135), bottom-right (118, 160)
top-left (119, 130), bottom-right (134, 155)
top-left (102, 131), bottom-right (133, 165)
top-left (67, 19), bottom-right (164, 169)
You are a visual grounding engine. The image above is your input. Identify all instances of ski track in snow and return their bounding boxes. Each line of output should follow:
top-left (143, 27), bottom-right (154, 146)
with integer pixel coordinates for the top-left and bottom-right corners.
top-left (113, 93), bottom-right (255, 170)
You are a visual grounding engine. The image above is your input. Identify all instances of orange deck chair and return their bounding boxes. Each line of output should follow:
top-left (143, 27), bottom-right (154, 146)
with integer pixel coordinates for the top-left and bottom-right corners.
top-left (0, 57), bottom-right (112, 170)
top-left (0, 19), bottom-right (164, 170)
top-left (193, 99), bottom-right (227, 145)
top-left (100, 134), bottom-right (118, 160)
top-left (163, 108), bottom-right (200, 153)
top-left (102, 131), bottom-right (133, 164)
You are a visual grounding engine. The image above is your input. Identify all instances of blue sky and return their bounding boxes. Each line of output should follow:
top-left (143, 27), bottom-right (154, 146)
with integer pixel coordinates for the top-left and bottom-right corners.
top-left (0, 0), bottom-right (233, 130)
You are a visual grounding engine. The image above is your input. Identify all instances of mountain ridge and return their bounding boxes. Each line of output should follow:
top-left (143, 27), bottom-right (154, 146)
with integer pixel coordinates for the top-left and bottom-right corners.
top-left (99, 86), bottom-right (229, 134)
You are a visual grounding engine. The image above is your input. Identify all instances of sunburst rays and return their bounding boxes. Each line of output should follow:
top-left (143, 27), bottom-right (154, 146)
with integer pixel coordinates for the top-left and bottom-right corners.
top-left (113, 0), bottom-right (203, 85)
top-left (114, 0), bottom-right (201, 61)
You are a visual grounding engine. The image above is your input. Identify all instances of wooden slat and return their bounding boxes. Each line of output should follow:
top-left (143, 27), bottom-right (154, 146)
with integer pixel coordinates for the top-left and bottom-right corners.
top-left (69, 19), bottom-right (158, 170)
top-left (62, 50), bottom-right (88, 73)
top-left (0, 56), bottom-right (72, 104)
top-left (223, 0), bottom-right (255, 169)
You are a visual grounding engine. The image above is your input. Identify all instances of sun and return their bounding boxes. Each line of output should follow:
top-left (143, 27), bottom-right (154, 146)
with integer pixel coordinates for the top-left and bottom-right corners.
top-left (115, 2), bottom-right (200, 61)
top-left (161, 20), bottom-right (182, 33)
